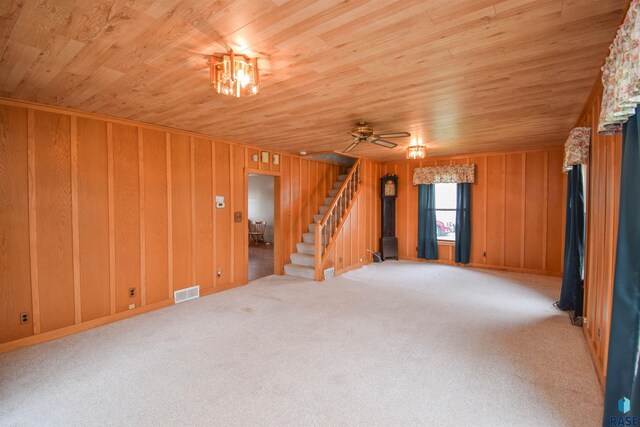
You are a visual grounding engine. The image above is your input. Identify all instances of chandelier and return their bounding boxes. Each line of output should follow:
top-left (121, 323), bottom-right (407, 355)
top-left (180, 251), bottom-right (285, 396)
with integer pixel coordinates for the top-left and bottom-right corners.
top-left (210, 50), bottom-right (260, 97)
top-left (406, 137), bottom-right (427, 159)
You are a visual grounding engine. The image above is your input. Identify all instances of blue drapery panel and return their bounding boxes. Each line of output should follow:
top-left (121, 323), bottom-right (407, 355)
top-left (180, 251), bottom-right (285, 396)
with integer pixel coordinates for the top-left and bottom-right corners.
top-left (455, 183), bottom-right (471, 264)
top-left (602, 113), bottom-right (640, 425)
top-left (417, 184), bottom-right (438, 260)
top-left (557, 165), bottom-right (585, 314)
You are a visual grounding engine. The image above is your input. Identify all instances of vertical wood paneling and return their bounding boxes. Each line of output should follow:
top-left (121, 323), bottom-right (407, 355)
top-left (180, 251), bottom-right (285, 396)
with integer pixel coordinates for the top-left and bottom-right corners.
top-left (27, 109), bottom-right (41, 334)
top-left (232, 145), bottom-right (246, 284)
top-left (546, 150), bottom-right (564, 273)
top-left (291, 157), bottom-right (301, 255)
top-left (112, 123), bottom-right (141, 312)
top-left (580, 78), bottom-right (622, 386)
top-left (524, 151), bottom-right (546, 271)
top-left (170, 133), bottom-right (192, 291)
top-left (0, 99), bottom-right (380, 351)
top-left (138, 129), bottom-right (146, 306)
top-left (70, 117), bottom-right (81, 323)
top-left (34, 110), bottom-right (75, 332)
top-left (0, 105), bottom-right (32, 343)
top-left (486, 155), bottom-right (505, 266)
top-left (194, 138), bottom-right (214, 290)
top-left (469, 156), bottom-right (486, 264)
top-left (77, 118), bottom-right (110, 322)
top-left (387, 149), bottom-right (564, 275)
top-left (142, 129), bottom-right (169, 305)
top-left (504, 153), bottom-right (525, 269)
top-left (107, 123), bottom-right (116, 314)
top-left (214, 141), bottom-right (231, 286)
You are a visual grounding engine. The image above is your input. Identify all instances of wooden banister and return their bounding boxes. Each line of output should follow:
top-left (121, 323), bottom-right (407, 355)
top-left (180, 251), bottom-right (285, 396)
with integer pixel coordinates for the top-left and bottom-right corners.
top-left (313, 159), bottom-right (362, 281)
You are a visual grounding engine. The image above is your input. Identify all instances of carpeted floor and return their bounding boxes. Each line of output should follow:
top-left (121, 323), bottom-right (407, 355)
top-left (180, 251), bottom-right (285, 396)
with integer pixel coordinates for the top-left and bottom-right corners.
top-left (0, 262), bottom-right (601, 426)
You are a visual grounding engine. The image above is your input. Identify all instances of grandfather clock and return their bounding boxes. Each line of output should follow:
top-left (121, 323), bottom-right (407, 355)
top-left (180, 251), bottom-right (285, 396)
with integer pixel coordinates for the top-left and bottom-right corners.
top-left (380, 174), bottom-right (399, 260)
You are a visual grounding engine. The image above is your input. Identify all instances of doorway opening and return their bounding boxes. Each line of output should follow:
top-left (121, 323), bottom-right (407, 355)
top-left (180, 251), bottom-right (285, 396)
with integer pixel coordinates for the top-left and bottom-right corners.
top-left (248, 173), bottom-right (275, 281)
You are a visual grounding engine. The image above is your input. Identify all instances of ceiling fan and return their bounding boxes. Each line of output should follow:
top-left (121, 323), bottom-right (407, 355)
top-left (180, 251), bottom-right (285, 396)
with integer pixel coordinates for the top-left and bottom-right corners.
top-left (343, 121), bottom-right (411, 153)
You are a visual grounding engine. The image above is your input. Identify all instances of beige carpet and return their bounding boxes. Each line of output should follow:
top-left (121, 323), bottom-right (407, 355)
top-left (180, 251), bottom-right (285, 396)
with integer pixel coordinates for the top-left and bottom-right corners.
top-left (0, 262), bottom-right (602, 426)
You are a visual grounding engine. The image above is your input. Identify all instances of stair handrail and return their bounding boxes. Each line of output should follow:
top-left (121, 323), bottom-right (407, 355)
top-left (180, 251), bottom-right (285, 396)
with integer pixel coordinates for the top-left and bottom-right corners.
top-left (314, 159), bottom-right (362, 280)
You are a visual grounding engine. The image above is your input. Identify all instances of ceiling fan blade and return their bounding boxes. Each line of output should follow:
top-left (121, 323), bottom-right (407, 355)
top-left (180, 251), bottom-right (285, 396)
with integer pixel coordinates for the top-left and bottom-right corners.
top-left (370, 138), bottom-right (397, 149)
top-left (343, 141), bottom-right (360, 153)
top-left (374, 131), bottom-right (411, 138)
top-left (348, 132), bottom-right (362, 139)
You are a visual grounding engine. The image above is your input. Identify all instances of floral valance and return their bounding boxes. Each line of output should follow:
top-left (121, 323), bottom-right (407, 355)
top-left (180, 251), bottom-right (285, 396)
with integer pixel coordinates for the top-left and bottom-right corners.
top-left (413, 165), bottom-right (475, 185)
top-left (598, 0), bottom-right (640, 134)
top-left (562, 127), bottom-right (591, 173)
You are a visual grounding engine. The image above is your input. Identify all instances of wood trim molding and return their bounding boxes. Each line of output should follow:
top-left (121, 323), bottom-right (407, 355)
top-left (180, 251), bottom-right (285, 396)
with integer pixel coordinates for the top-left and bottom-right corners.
top-left (27, 109), bottom-right (41, 334)
top-left (138, 128), bottom-right (147, 306)
top-left (166, 133), bottom-right (174, 298)
top-left (107, 123), bottom-right (116, 315)
top-left (70, 116), bottom-right (82, 324)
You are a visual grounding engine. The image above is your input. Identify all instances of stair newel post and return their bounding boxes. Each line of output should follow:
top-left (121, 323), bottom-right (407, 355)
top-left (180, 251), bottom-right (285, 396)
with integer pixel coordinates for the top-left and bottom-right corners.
top-left (314, 221), bottom-right (322, 281)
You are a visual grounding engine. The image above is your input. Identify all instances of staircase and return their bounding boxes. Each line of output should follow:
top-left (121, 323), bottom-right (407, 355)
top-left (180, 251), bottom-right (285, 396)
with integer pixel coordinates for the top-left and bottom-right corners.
top-left (283, 173), bottom-right (348, 280)
top-left (284, 160), bottom-right (361, 281)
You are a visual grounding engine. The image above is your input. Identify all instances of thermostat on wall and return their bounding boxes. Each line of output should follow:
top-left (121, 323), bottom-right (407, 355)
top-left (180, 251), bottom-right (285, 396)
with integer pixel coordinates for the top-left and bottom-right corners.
top-left (216, 195), bottom-right (225, 208)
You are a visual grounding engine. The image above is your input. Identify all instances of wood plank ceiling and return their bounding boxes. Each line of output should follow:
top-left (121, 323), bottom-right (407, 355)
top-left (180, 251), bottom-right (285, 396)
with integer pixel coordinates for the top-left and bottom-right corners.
top-left (0, 0), bottom-right (628, 160)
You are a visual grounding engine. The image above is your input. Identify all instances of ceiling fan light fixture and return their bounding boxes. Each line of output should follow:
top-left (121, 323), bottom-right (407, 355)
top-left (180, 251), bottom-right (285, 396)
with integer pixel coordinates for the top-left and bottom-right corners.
top-left (406, 137), bottom-right (427, 159)
top-left (210, 49), bottom-right (260, 97)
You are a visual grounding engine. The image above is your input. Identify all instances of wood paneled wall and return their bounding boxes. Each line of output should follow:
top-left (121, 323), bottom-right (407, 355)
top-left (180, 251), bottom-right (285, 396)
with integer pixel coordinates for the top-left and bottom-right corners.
top-left (0, 99), bottom-right (348, 351)
top-left (382, 148), bottom-right (567, 275)
top-left (323, 160), bottom-right (382, 275)
top-left (579, 79), bottom-right (622, 386)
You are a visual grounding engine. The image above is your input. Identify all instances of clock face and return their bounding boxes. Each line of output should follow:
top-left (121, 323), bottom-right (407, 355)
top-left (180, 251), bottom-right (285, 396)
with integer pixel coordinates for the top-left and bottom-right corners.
top-left (384, 180), bottom-right (396, 196)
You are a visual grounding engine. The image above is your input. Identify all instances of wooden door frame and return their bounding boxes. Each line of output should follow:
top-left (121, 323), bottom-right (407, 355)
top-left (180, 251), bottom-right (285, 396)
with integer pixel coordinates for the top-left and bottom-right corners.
top-left (245, 169), bottom-right (283, 276)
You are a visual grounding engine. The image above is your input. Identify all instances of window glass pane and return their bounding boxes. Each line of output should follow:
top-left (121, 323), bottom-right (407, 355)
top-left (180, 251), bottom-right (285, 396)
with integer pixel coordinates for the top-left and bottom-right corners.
top-left (435, 183), bottom-right (457, 209)
top-left (435, 183), bottom-right (457, 241)
top-left (435, 210), bottom-right (456, 241)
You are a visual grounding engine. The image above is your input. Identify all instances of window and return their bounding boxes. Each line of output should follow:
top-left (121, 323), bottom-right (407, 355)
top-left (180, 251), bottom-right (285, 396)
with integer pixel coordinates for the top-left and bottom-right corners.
top-left (435, 183), bottom-right (457, 241)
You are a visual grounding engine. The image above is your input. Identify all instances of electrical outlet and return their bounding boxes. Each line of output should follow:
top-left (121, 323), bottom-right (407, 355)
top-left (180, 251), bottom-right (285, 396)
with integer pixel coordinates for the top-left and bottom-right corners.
top-left (482, 251), bottom-right (487, 257)
top-left (339, 257), bottom-right (343, 264)
top-left (217, 268), bottom-right (221, 278)
top-left (128, 303), bottom-right (136, 310)
top-left (20, 312), bottom-right (29, 325)
top-left (129, 287), bottom-right (136, 297)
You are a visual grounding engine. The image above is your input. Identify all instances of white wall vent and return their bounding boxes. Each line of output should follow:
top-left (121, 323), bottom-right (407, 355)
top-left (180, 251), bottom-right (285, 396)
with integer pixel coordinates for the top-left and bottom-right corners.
top-left (174, 285), bottom-right (200, 304)
top-left (324, 267), bottom-right (335, 280)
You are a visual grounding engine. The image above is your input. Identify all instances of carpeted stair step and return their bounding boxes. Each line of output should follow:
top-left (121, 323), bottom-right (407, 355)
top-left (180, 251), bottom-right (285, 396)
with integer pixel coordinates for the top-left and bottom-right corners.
top-left (302, 232), bottom-right (326, 244)
top-left (308, 223), bottom-right (316, 233)
top-left (333, 181), bottom-right (342, 189)
top-left (324, 197), bottom-right (334, 206)
top-left (328, 188), bottom-right (338, 197)
top-left (318, 205), bottom-right (329, 214)
top-left (314, 214), bottom-right (324, 223)
top-left (337, 174), bottom-right (348, 181)
top-left (296, 242), bottom-right (321, 255)
top-left (283, 263), bottom-right (315, 280)
top-left (290, 252), bottom-right (315, 267)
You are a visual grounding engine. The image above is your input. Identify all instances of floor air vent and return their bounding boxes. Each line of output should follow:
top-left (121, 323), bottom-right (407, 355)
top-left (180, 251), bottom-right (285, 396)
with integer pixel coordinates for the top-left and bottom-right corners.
top-left (174, 285), bottom-right (200, 304)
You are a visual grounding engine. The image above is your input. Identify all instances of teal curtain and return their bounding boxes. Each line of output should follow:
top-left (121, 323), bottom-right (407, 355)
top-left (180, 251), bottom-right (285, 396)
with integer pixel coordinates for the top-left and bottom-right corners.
top-left (602, 113), bottom-right (640, 425)
top-left (455, 183), bottom-right (471, 264)
top-left (557, 165), bottom-right (585, 315)
top-left (417, 184), bottom-right (438, 260)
